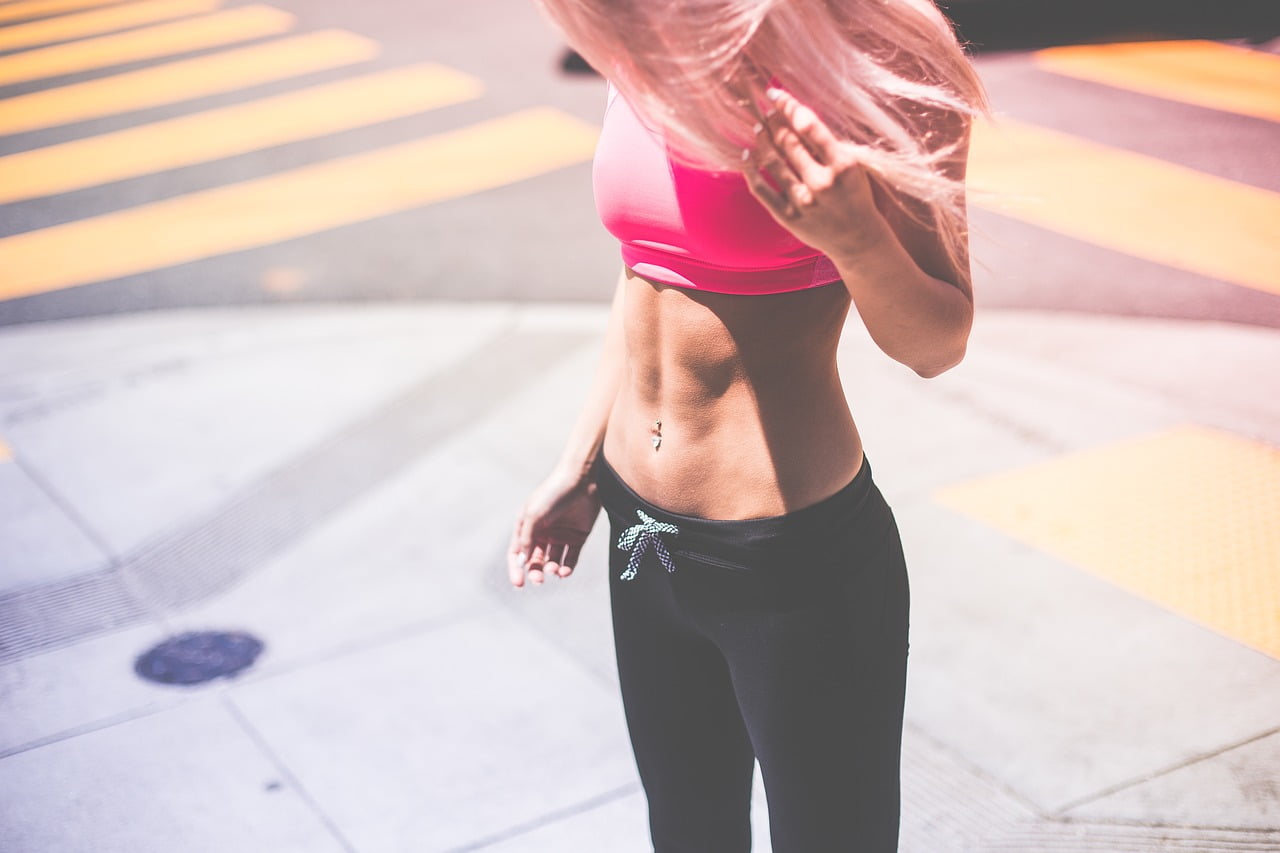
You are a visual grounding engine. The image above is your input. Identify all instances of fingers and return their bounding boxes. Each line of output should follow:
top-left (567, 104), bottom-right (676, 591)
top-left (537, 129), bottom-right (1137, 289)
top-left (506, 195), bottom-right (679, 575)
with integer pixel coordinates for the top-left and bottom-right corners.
top-left (526, 542), bottom-right (549, 585)
top-left (766, 87), bottom-right (843, 168)
top-left (513, 537), bottom-right (578, 587)
top-left (559, 543), bottom-right (582, 578)
top-left (758, 110), bottom-right (827, 192)
top-left (508, 495), bottom-right (588, 588)
top-left (745, 94), bottom-right (837, 218)
top-left (544, 542), bottom-right (579, 579)
top-left (742, 143), bottom-right (798, 221)
top-left (541, 541), bottom-right (562, 582)
top-left (507, 516), bottom-right (528, 587)
top-left (508, 514), bottom-right (551, 588)
top-left (773, 125), bottom-right (829, 194)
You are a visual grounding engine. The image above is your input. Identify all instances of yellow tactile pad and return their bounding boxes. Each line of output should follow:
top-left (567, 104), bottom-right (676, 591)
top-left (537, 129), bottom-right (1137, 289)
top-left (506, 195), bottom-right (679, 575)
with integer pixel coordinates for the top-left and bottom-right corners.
top-left (933, 426), bottom-right (1280, 660)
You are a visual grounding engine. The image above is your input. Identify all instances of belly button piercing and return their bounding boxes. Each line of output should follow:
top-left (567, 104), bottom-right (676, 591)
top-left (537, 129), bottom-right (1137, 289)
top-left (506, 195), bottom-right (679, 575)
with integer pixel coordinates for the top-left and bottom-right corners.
top-left (651, 419), bottom-right (662, 451)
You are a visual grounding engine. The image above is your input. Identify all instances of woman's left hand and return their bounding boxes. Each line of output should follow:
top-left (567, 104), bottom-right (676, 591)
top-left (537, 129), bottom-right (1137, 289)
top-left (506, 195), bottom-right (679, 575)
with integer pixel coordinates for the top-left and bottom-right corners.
top-left (742, 88), bottom-right (893, 260)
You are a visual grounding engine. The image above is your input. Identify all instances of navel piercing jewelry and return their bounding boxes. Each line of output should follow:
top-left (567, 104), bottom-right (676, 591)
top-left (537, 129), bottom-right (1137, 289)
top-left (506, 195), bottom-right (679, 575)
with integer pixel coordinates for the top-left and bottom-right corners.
top-left (651, 419), bottom-right (662, 451)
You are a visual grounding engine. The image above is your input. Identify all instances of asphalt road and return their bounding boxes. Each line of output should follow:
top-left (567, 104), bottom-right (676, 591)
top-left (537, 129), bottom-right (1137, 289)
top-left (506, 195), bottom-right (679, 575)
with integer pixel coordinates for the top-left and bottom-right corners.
top-left (0, 0), bottom-right (1276, 327)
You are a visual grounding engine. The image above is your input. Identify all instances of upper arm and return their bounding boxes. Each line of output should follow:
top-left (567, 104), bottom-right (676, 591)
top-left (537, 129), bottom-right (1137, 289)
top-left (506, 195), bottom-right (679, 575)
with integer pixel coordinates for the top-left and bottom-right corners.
top-left (868, 107), bottom-right (974, 302)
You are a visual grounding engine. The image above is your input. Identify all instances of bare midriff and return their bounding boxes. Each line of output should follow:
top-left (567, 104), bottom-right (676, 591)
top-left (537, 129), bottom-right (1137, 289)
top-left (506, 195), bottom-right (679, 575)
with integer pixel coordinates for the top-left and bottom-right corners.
top-left (601, 266), bottom-right (866, 520)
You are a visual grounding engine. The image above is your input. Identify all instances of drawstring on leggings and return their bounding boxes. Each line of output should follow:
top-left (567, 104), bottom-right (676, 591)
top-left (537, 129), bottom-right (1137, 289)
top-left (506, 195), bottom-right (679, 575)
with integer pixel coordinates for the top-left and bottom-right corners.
top-left (617, 509), bottom-right (680, 581)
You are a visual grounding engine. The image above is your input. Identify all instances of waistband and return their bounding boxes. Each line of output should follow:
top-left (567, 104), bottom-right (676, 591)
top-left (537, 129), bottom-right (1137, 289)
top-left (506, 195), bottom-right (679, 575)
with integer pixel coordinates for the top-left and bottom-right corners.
top-left (593, 452), bottom-right (878, 557)
top-left (621, 244), bottom-right (842, 295)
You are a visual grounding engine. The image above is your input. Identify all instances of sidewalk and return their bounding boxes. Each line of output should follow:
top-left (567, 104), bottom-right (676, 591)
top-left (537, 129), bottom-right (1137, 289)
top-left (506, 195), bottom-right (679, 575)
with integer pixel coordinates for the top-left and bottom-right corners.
top-left (0, 300), bottom-right (1277, 852)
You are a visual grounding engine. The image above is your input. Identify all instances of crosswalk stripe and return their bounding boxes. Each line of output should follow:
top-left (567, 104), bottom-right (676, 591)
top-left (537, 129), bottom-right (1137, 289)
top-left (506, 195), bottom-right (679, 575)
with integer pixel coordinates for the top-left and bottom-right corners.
top-left (0, 29), bottom-right (377, 136)
top-left (934, 426), bottom-right (1280, 660)
top-left (0, 0), bottom-right (219, 52)
top-left (0, 107), bottom-right (599, 299)
top-left (0, 63), bottom-right (484, 203)
top-left (0, 0), bottom-right (136, 26)
top-left (1035, 40), bottom-right (1280, 123)
top-left (969, 117), bottom-right (1280, 296)
top-left (0, 4), bottom-right (293, 87)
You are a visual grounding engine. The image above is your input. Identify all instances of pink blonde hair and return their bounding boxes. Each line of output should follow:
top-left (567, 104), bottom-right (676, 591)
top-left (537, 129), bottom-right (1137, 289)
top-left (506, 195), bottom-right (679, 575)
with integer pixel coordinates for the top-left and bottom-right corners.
top-left (533, 0), bottom-right (988, 279)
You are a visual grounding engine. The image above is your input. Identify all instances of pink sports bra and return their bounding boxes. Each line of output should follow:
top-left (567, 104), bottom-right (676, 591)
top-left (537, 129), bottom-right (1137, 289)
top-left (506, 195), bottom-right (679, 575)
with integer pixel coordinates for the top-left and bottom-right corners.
top-left (592, 82), bottom-right (841, 295)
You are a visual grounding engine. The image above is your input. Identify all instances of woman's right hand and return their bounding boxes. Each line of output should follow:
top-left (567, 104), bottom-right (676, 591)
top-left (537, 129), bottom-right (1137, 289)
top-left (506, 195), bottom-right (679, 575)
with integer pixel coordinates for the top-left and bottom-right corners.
top-left (507, 462), bottom-right (603, 587)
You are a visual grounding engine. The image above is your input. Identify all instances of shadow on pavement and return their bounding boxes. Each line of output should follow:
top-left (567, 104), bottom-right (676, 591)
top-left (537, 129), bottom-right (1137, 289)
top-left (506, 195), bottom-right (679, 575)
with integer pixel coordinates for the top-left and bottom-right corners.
top-left (946, 0), bottom-right (1279, 52)
top-left (558, 0), bottom-right (1279, 73)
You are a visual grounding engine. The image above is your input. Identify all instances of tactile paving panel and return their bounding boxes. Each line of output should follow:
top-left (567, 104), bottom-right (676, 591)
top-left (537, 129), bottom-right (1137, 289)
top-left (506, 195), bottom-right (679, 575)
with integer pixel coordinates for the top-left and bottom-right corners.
top-left (933, 425), bottom-right (1280, 660)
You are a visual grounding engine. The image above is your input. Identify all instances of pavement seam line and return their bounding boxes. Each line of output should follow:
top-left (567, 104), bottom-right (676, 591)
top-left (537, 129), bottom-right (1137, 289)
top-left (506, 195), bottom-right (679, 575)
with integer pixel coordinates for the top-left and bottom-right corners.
top-left (443, 782), bottom-right (643, 852)
top-left (0, 687), bottom-right (180, 760)
top-left (901, 720), bottom-right (1044, 819)
top-left (222, 694), bottom-right (360, 853)
top-left (223, 606), bottom-right (482, 694)
top-left (0, 325), bottom-right (587, 660)
top-left (9, 453), bottom-right (122, 571)
top-left (928, 381), bottom-right (1070, 453)
top-left (0, 608), bottom-right (484, 758)
top-left (482, 547), bottom-right (624, 694)
top-left (979, 330), bottom-right (1280, 432)
top-left (975, 817), bottom-right (1280, 850)
top-left (1050, 723), bottom-right (1280, 816)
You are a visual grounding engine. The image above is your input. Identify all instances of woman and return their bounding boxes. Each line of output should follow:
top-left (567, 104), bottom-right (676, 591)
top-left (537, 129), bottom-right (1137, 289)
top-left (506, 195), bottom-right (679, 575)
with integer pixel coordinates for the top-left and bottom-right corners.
top-left (508, 1), bottom-right (986, 849)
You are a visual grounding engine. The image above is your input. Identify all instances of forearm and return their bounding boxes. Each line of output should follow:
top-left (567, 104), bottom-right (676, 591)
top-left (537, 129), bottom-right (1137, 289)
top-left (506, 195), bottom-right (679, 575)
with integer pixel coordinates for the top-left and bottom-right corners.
top-left (830, 216), bottom-right (973, 379)
top-left (556, 268), bottom-right (629, 478)
top-left (742, 87), bottom-right (974, 377)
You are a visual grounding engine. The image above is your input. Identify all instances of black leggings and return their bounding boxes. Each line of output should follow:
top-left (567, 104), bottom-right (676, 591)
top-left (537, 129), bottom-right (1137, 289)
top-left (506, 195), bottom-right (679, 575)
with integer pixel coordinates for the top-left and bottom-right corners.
top-left (594, 453), bottom-right (910, 853)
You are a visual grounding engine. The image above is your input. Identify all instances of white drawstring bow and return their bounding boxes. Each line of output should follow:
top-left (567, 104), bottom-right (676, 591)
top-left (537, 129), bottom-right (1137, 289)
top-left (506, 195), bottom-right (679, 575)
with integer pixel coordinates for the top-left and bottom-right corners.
top-left (617, 509), bottom-right (680, 581)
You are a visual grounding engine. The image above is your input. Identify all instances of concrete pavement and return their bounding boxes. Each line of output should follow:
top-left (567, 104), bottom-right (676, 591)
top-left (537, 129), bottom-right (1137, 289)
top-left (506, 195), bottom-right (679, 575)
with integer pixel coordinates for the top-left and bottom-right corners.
top-left (0, 300), bottom-right (1278, 852)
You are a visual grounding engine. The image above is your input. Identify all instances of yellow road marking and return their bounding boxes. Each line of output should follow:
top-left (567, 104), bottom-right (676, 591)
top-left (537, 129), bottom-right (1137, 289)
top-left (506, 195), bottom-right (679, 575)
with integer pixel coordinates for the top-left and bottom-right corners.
top-left (0, 63), bottom-right (483, 203)
top-left (1036, 40), bottom-right (1280, 123)
top-left (0, 4), bottom-right (293, 87)
top-left (0, 0), bottom-right (137, 26)
top-left (969, 118), bottom-right (1280, 296)
top-left (0, 108), bottom-right (599, 299)
top-left (0, 0), bottom-right (219, 52)
top-left (935, 426), bottom-right (1280, 660)
top-left (0, 30), bottom-right (377, 136)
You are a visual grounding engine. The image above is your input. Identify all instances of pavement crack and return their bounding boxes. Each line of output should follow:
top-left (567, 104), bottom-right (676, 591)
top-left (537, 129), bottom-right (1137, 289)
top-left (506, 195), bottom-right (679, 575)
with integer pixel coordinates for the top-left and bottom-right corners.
top-left (222, 694), bottom-right (360, 853)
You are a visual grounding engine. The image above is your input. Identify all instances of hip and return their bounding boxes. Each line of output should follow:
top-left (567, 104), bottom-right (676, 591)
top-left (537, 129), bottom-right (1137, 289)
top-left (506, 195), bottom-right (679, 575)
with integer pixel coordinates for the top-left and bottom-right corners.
top-left (594, 449), bottom-right (904, 612)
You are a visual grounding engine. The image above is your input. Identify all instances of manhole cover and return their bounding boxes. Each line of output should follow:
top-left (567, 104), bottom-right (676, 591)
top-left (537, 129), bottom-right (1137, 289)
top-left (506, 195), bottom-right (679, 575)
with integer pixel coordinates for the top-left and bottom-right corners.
top-left (134, 630), bottom-right (264, 685)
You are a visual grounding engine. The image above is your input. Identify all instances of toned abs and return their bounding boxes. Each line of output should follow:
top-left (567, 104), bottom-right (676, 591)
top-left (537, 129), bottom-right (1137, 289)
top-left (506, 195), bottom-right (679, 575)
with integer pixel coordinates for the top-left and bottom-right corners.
top-left (601, 267), bottom-right (865, 519)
